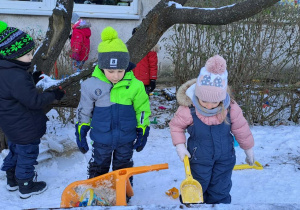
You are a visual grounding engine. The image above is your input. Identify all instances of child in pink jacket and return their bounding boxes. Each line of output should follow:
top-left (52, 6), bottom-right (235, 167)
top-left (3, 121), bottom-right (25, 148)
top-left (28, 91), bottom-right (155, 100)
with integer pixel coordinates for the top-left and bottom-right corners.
top-left (169, 55), bottom-right (255, 204)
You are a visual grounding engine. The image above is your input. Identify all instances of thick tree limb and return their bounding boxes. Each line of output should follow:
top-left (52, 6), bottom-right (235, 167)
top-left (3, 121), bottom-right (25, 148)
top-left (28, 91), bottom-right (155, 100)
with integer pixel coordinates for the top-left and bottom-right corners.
top-left (30, 0), bottom-right (74, 74)
top-left (45, 67), bottom-right (94, 112)
top-left (168, 0), bottom-right (279, 25)
top-left (127, 0), bottom-right (279, 64)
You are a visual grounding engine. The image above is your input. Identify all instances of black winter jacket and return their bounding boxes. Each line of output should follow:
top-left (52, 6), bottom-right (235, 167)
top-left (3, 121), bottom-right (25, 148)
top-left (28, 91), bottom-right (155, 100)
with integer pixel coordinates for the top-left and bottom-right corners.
top-left (0, 59), bottom-right (55, 144)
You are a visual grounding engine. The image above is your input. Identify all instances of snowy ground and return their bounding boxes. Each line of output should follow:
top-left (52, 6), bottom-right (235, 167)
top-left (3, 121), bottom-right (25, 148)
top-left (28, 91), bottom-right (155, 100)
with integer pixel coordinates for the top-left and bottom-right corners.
top-left (0, 87), bottom-right (300, 210)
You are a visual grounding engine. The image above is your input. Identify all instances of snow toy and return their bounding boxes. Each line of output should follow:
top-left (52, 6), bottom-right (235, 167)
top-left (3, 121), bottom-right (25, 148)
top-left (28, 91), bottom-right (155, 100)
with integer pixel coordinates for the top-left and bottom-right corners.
top-left (233, 161), bottom-right (263, 170)
top-left (162, 90), bottom-right (176, 101)
top-left (165, 187), bottom-right (179, 199)
top-left (180, 156), bottom-right (204, 204)
top-left (149, 91), bottom-right (161, 96)
top-left (233, 136), bottom-right (239, 147)
top-left (60, 163), bottom-right (169, 207)
top-left (150, 117), bottom-right (158, 124)
top-left (76, 188), bottom-right (110, 207)
top-left (263, 101), bottom-right (270, 108)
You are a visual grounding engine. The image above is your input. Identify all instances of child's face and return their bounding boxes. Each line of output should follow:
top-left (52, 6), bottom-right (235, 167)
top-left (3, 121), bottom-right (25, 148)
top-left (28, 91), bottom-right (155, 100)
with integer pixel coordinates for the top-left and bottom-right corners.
top-left (103, 69), bottom-right (125, 84)
top-left (199, 99), bottom-right (220, 110)
top-left (16, 50), bottom-right (33, 63)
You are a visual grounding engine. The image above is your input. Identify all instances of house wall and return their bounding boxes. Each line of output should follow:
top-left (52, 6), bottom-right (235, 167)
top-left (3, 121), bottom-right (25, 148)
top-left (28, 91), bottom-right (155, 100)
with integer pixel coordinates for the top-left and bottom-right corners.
top-left (0, 0), bottom-right (174, 76)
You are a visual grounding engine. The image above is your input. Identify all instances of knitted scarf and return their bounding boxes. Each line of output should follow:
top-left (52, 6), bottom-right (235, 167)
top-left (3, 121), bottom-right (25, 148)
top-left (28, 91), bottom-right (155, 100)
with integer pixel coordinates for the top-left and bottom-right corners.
top-left (192, 93), bottom-right (230, 117)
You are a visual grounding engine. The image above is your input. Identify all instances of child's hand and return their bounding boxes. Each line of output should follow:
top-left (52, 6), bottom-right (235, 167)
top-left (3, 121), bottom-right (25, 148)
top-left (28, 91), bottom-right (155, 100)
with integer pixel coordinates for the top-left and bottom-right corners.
top-left (149, 80), bottom-right (156, 92)
top-left (244, 148), bottom-right (255, 166)
top-left (134, 126), bottom-right (150, 152)
top-left (75, 123), bottom-right (90, 154)
top-left (31, 71), bottom-right (44, 85)
top-left (176, 144), bottom-right (191, 162)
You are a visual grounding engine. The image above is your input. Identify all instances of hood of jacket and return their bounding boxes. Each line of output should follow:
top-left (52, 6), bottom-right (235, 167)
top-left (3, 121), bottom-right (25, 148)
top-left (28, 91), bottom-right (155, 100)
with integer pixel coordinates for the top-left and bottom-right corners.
top-left (176, 78), bottom-right (197, 107)
top-left (0, 59), bottom-right (31, 71)
top-left (73, 19), bottom-right (91, 29)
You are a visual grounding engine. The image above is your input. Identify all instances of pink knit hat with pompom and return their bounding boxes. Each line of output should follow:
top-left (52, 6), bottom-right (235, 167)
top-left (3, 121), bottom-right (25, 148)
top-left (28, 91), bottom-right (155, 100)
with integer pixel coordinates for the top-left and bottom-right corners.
top-left (195, 55), bottom-right (228, 102)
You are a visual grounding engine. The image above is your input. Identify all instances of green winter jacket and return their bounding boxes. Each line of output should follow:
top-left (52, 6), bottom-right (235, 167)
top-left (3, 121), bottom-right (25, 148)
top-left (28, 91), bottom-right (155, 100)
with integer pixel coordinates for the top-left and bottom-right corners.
top-left (76, 64), bottom-right (151, 148)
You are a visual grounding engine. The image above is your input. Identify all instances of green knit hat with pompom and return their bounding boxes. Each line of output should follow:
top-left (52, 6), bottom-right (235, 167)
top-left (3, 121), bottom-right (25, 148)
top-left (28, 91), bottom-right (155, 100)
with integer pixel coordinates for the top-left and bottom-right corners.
top-left (97, 26), bottom-right (129, 70)
top-left (0, 20), bottom-right (35, 59)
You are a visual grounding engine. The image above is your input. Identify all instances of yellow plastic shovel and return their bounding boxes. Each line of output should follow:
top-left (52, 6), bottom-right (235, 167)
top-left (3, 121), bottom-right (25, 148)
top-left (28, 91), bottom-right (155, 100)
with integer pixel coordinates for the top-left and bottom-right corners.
top-left (233, 161), bottom-right (263, 170)
top-left (180, 156), bottom-right (204, 204)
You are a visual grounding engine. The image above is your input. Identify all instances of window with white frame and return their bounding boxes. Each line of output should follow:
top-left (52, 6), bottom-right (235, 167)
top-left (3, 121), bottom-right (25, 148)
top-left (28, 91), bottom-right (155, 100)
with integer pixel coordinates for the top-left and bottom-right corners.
top-left (0, 0), bottom-right (139, 19)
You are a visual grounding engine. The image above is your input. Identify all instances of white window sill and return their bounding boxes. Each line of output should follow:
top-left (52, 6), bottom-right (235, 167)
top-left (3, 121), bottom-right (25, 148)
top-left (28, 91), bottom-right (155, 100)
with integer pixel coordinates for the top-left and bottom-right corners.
top-left (0, 0), bottom-right (140, 20)
top-left (0, 9), bottom-right (140, 19)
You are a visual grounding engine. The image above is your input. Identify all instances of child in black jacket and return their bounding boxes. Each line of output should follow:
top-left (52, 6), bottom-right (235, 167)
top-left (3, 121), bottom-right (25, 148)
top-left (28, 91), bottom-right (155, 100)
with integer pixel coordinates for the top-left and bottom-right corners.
top-left (0, 21), bottom-right (65, 199)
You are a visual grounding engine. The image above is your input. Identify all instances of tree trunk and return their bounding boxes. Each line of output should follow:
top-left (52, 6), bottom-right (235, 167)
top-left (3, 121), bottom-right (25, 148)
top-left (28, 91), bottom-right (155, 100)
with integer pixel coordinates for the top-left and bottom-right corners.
top-left (29, 0), bottom-right (74, 75)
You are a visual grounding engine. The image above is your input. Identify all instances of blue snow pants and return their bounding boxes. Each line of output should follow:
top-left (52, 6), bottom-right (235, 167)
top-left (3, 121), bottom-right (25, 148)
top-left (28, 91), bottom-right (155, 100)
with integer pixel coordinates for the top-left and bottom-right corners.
top-left (88, 141), bottom-right (134, 179)
top-left (187, 107), bottom-right (236, 204)
top-left (1, 140), bottom-right (40, 180)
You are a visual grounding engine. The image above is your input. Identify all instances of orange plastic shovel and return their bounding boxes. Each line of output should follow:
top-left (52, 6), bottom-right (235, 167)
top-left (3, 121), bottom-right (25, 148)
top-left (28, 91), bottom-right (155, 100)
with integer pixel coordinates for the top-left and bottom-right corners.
top-left (60, 163), bottom-right (168, 207)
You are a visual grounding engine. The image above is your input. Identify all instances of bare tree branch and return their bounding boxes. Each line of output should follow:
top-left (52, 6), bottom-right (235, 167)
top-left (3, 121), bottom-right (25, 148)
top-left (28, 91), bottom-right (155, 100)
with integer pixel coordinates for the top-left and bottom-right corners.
top-left (168, 0), bottom-right (279, 25)
top-left (128, 0), bottom-right (279, 64)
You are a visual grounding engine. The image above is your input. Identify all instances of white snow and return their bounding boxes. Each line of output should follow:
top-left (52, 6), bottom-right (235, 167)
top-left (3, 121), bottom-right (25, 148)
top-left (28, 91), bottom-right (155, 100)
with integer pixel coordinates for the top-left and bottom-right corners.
top-left (0, 87), bottom-right (299, 210)
top-left (167, 1), bottom-right (235, 10)
top-left (1, 1), bottom-right (299, 208)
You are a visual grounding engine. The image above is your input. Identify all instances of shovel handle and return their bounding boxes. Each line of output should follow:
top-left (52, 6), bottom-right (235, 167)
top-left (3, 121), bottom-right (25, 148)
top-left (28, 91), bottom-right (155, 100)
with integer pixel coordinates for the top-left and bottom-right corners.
top-left (183, 156), bottom-right (192, 178)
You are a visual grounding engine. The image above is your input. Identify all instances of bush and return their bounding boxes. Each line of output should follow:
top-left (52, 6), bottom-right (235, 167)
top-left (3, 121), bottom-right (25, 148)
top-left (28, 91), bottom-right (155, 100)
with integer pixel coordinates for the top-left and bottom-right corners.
top-left (164, 1), bottom-right (300, 125)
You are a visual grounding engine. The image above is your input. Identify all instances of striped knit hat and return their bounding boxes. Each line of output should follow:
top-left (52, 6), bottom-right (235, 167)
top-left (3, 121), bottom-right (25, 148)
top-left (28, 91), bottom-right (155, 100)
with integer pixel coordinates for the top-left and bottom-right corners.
top-left (0, 21), bottom-right (35, 59)
top-left (98, 26), bottom-right (129, 70)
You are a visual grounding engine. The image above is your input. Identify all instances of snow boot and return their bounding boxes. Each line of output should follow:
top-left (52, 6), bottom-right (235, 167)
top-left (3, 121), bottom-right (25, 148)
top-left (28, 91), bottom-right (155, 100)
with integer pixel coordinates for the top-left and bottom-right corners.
top-left (17, 174), bottom-right (47, 199)
top-left (6, 168), bottom-right (18, 191)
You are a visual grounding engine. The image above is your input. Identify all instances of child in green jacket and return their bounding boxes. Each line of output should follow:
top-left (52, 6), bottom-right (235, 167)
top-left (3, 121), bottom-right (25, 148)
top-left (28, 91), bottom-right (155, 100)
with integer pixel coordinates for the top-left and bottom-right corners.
top-left (75, 26), bottom-right (151, 181)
